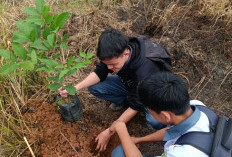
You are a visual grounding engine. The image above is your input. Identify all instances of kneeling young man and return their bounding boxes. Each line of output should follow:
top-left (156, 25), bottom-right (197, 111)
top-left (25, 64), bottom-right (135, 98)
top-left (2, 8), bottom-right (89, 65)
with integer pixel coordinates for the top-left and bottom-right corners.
top-left (110, 72), bottom-right (210, 157)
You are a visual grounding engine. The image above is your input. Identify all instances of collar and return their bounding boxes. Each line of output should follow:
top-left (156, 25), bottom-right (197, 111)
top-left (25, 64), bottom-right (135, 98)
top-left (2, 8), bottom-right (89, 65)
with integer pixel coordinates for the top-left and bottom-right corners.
top-left (120, 45), bottom-right (133, 70)
top-left (163, 106), bottom-right (201, 141)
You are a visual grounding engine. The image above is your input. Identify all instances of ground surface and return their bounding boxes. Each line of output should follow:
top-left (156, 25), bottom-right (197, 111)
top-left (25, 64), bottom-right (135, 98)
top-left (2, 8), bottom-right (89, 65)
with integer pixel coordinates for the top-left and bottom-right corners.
top-left (22, 1), bottom-right (231, 156)
top-left (24, 98), bottom-right (164, 157)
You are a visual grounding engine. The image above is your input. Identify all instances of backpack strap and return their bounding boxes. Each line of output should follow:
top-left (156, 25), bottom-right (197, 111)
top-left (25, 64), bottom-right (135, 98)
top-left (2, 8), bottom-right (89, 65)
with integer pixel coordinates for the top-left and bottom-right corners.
top-left (196, 105), bottom-right (218, 130)
top-left (175, 105), bottom-right (219, 156)
top-left (175, 131), bottom-right (214, 155)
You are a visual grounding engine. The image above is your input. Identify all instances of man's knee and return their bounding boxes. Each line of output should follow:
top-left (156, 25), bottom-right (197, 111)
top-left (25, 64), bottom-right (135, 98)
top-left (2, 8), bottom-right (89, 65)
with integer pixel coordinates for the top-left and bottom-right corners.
top-left (88, 84), bottom-right (105, 96)
top-left (111, 145), bottom-right (126, 157)
top-left (88, 85), bottom-right (96, 94)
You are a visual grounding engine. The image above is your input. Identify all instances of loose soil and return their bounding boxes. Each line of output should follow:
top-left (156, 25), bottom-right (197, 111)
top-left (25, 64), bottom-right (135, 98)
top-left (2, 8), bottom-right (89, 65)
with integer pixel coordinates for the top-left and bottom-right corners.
top-left (24, 98), bottom-right (163, 157)
top-left (23, 1), bottom-right (231, 156)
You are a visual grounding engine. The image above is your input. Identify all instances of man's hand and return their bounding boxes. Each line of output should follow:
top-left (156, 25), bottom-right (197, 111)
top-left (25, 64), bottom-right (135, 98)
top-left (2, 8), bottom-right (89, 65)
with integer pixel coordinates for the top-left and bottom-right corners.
top-left (95, 128), bottom-right (114, 152)
top-left (58, 87), bottom-right (69, 97)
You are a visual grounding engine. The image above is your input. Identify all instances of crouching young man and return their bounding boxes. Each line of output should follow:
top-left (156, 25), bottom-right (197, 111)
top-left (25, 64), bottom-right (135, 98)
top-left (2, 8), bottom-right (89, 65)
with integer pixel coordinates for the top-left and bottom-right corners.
top-left (110, 72), bottom-right (210, 157)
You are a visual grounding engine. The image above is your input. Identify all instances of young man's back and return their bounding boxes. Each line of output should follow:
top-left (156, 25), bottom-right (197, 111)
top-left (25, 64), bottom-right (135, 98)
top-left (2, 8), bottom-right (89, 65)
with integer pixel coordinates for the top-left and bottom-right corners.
top-left (162, 100), bottom-right (209, 157)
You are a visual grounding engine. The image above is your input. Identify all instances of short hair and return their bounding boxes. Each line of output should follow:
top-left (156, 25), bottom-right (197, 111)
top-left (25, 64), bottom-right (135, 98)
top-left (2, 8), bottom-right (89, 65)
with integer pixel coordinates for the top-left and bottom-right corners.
top-left (97, 29), bottom-right (129, 60)
top-left (138, 72), bottom-right (190, 115)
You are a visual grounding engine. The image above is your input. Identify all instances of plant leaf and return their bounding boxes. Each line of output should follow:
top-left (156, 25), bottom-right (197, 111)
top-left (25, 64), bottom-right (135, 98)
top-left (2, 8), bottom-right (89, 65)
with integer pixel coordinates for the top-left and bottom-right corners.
top-left (26, 16), bottom-right (45, 26)
top-left (29, 29), bottom-right (36, 42)
top-left (85, 59), bottom-right (92, 64)
top-left (75, 58), bottom-right (81, 63)
top-left (46, 68), bottom-right (55, 73)
top-left (47, 33), bottom-right (56, 47)
top-left (79, 51), bottom-right (86, 58)
top-left (40, 59), bottom-right (58, 68)
top-left (59, 69), bottom-right (69, 80)
top-left (23, 7), bottom-right (40, 16)
top-left (12, 31), bottom-right (30, 43)
top-left (49, 83), bottom-right (62, 91)
top-left (36, 0), bottom-right (45, 13)
top-left (12, 42), bottom-right (27, 60)
top-left (19, 61), bottom-right (34, 70)
top-left (32, 24), bottom-right (41, 39)
top-left (16, 21), bottom-right (41, 40)
top-left (64, 85), bottom-right (76, 95)
top-left (29, 50), bottom-right (37, 64)
top-left (16, 20), bottom-right (31, 36)
top-left (43, 40), bottom-right (52, 50)
top-left (48, 76), bottom-right (63, 81)
top-left (60, 43), bottom-right (69, 50)
top-left (66, 69), bottom-right (76, 75)
top-left (0, 63), bottom-right (19, 75)
top-left (55, 64), bottom-right (64, 69)
top-left (72, 63), bottom-right (86, 69)
top-left (57, 36), bottom-right (62, 43)
top-left (0, 49), bottom-right (14, 59)
top-left (87, 53), bottom-right (95, 59)
top-left (67, 56), bottom-right (75, 67)
top-left (36, 66), bottom-right (48, 71)
top-left (57, 12), bottom-right (69, 28)
top-left (63, 33), bottom-right (69, 42)
top-left (42, 5), bottom-right (50, 18)
top-left (52, 53), bottom-right (61, 59)
top-left (42, 26), bottom-right (50, 39)
top-left (44, 15), bottom-right (53, 24)
top-left (30, 39), bottom-right (48, 50)
top-left (51, 12), bottom-right (69, 32)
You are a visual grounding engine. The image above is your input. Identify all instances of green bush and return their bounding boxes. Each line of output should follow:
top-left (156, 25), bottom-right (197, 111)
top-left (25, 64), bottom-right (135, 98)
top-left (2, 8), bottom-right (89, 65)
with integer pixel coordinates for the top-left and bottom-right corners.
top-left (0, 0), bottom-right (94, 95)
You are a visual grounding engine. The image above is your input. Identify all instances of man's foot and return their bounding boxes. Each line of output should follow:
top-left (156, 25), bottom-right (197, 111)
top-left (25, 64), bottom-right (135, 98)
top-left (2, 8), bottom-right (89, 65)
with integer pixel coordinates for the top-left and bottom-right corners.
top-left (109, 103), bottom-right (124, 111)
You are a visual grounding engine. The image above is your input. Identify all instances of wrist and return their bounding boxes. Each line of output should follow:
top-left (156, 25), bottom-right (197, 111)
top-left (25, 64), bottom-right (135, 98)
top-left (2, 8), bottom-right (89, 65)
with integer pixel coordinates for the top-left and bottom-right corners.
top-left (74, 84), bottom-right (81, 91)
top-left (107, 128), bottom-right (115, 136)
top-left (135, 137), bottom-right (141, 143)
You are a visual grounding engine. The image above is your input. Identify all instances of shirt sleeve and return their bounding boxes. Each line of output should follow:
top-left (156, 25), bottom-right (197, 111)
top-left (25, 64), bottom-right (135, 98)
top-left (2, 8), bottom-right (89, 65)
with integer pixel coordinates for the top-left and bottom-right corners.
top-left (94, 62), bottom-right (112, 82)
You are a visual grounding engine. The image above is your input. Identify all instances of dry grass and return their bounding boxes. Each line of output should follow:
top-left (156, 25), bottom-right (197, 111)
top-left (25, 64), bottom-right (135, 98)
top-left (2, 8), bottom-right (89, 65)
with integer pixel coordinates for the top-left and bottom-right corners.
top-left (0, 76), bottom-right (26, 155)
top-left (0, 72), bottom-right (48, 156)
top-left (199, 0), bottom-right (232, 25)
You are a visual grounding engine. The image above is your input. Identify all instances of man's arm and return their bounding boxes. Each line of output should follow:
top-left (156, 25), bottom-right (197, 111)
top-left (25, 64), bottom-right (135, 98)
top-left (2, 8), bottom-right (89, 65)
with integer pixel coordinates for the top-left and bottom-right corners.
top-left (59, 72), bottom-right (100, 97)
top-left (110, 121), bottom-right (143, 157)
top-left (74, 72), bottom-right (100, 90)
top-left (117, 107), bottom-right (138, 123)
top-left (95, 107), bottom-right (138, 152)
top-left (132, 127), bottom-right (168, 144)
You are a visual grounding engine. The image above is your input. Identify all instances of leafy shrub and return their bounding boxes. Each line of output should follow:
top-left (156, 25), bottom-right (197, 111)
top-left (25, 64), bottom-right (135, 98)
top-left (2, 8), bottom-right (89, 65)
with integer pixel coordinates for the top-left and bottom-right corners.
top-left (0, 0), bottom-right (94, 95)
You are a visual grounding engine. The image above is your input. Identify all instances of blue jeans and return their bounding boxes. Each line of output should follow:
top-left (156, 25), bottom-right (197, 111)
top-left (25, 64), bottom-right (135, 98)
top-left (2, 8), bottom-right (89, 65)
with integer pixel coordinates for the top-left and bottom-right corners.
top-left (144, 108), bottom-right (165, 130)
top-left (88, 75), bottom-right (129, 105)
top-left (111, 145), bottom-right (147, 157)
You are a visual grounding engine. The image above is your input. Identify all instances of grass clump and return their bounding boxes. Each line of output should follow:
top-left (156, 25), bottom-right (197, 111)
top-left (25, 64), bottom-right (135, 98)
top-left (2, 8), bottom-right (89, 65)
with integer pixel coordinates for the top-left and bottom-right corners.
top-left (199, 0), bottom-right (232, 25)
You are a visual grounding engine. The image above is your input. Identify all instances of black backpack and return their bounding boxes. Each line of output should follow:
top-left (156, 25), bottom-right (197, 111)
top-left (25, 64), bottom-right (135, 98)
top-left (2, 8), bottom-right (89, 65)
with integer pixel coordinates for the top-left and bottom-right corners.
top-left (175, 105), bottom-right (232, 157)
top-left (138, 37), bottom-right (172, 72)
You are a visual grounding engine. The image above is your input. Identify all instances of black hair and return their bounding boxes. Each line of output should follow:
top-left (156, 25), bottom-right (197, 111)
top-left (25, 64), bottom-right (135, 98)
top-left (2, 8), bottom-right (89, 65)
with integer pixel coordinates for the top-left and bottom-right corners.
top-left (138, 72), bottom-right (190, 115)
top-left (97, 28), bottom-right (129, 60)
